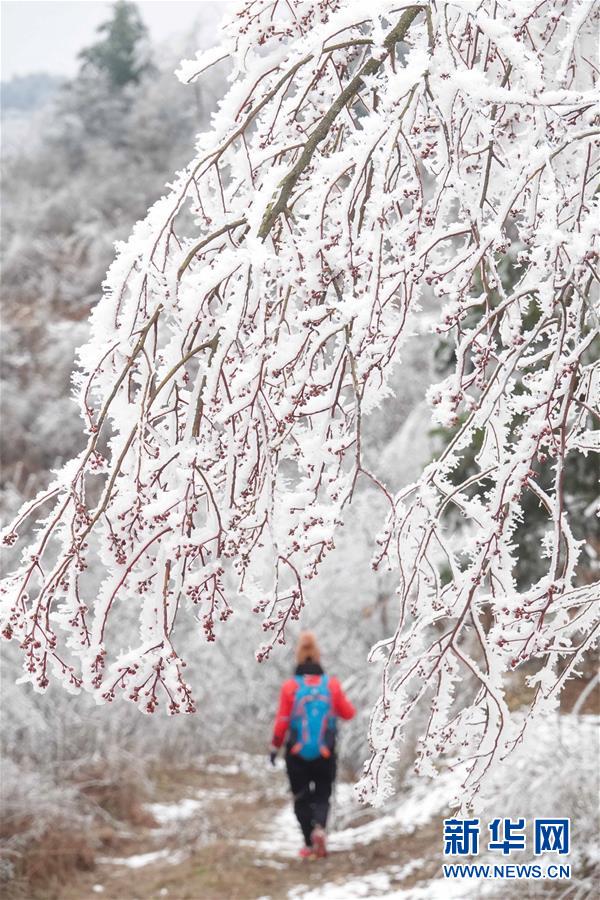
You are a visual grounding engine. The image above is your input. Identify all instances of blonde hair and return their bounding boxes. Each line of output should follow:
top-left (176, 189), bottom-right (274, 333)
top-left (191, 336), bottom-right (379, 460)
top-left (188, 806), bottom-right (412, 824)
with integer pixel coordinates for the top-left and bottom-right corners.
top-left (296, 631), bottom-right (321, 664)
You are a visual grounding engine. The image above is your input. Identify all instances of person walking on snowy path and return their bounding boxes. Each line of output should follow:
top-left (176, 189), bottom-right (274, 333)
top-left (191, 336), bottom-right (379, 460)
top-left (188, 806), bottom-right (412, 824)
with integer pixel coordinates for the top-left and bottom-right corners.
top-left (270, 632), bottom-right (356, 859)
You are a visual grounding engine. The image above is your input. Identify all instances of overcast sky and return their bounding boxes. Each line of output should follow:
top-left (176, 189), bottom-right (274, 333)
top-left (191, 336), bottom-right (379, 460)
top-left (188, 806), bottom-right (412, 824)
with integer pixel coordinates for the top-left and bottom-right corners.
top-left (1, 0), bottom-right (232, 80)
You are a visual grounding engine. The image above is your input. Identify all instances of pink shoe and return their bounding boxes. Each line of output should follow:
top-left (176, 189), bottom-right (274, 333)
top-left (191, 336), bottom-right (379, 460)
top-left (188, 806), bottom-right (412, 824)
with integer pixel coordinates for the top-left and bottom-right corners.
top-left (299, 846), bottom-right (314, 859)
top-left (311, 825), bottom-right (327, 858)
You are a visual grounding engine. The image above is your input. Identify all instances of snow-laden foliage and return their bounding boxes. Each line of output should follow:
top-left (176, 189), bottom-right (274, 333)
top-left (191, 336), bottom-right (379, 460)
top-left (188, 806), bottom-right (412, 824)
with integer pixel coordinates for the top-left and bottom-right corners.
top-left (2, 0), bottom-right (598, 805)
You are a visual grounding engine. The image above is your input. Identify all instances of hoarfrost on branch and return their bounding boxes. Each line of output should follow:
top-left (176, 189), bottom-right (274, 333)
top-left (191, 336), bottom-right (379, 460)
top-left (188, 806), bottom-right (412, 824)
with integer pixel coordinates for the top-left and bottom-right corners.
top-left (2, 0), bottom-right (598, 804)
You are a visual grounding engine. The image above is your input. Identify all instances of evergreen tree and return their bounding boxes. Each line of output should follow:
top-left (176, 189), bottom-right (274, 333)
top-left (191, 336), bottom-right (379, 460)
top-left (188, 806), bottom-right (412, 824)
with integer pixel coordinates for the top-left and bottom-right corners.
top-left (77, 0), bottom-right (152, 90)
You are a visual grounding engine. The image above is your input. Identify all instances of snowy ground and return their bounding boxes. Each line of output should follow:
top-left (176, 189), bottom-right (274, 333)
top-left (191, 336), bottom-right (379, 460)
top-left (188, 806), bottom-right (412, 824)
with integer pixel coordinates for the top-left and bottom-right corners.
top-left (79, 751), bottom-right (480, 899)
top-left (63, 715), bottom-right (598, 900)
top-left (260, 766), bottom-right (486, 900)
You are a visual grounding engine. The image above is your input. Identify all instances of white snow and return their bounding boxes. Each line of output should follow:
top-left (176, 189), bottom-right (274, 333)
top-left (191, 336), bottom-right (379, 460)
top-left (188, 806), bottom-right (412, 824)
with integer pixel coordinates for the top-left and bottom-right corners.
top-left (289, 862), bottom-right (424, 899)
top-left (290, 868), bottom-right (502, 900)
top-left (204, 762), bottom-right (242, 775)
top-left (99, 848), bottom-right (186, 869)
top-left (146, 797), bottom-right (204, 825)
top-left (144, 783), bottom-right (236, 827)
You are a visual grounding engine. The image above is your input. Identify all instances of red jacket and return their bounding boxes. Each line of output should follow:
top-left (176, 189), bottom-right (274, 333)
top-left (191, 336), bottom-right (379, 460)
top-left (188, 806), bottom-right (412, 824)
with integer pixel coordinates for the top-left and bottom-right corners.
top-left (271, 673), bottom-right (356, 748)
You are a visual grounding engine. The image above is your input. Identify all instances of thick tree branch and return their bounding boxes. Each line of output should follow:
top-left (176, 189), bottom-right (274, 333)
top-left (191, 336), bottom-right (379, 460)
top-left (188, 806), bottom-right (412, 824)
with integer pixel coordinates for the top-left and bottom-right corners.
top-left (257, 5), bottom-right (424, 240)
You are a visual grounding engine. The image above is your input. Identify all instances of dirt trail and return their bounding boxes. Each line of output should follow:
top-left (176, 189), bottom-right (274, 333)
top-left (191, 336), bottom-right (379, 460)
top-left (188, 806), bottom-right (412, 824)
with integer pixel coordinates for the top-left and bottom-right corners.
top-left (60, 754), bottom-right (446, 900)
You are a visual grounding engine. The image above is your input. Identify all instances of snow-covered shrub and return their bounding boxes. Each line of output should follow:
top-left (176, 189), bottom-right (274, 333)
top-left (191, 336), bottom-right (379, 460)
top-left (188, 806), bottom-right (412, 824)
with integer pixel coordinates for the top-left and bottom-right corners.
top-left (475, 714), bottom-right (600, 898)
top-left (0, 758), bottom-right (94, 895)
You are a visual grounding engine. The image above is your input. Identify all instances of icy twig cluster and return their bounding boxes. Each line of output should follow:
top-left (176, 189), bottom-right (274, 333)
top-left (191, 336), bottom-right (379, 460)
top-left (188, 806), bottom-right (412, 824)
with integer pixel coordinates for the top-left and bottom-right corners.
top-left (2, 0), bottom-right (598, 803)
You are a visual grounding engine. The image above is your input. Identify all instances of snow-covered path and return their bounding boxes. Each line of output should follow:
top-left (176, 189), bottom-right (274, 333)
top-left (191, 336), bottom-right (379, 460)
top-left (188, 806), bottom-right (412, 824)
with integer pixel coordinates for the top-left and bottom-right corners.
top-left (61, 751), bottom-right (489, 900)
top-left (68, 718), bottom-right (598, 900)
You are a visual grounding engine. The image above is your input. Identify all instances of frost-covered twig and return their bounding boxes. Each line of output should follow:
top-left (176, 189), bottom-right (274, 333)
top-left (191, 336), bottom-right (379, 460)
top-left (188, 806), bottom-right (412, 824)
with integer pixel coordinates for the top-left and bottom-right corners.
top-left (1, 0), bottom-right (598, 804)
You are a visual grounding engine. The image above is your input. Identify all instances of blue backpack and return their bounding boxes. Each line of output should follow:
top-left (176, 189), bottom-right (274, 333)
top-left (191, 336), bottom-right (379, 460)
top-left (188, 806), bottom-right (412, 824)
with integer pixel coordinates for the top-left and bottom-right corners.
top-left (289, 674), bottom-right (337, 760)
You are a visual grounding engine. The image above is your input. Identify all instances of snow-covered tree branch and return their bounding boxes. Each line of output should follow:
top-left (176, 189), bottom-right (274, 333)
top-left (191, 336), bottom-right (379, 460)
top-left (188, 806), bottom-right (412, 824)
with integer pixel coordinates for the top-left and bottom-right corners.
top-left (2, 0), bottom-right (598, 805)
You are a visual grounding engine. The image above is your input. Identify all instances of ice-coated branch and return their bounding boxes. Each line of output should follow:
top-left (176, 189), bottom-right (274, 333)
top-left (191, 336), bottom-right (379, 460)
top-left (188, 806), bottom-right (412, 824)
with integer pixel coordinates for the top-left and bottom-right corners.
top-left (257, 5), bottom-right (424, 238)
top-left (1, 0), bottom-right (598, 805)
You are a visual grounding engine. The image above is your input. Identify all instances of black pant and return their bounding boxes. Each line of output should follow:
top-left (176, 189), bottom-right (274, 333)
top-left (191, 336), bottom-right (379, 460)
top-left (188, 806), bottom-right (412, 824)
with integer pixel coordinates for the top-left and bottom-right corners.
top-left (285, 751), bottom-right (336, 846)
